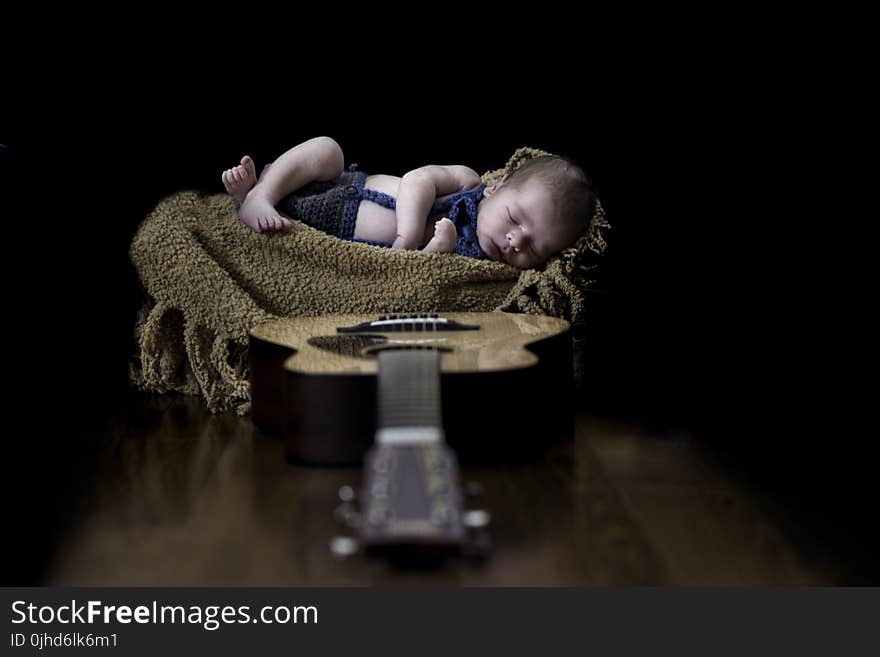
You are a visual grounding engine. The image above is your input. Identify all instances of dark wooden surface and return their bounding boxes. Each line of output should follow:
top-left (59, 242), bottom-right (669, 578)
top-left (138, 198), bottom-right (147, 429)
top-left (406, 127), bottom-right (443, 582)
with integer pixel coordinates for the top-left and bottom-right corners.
top-left (41, 393), bottom-right (860, 586)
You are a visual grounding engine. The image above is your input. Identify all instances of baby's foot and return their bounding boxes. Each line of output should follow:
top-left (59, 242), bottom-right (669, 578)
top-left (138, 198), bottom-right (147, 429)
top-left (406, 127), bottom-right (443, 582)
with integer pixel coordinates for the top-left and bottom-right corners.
top-left (221, 155), bottom-right (257, 205)
top-left (422, 217), bottom-right (457, 253)
top-left (239, 194), bottom-right (293, 233)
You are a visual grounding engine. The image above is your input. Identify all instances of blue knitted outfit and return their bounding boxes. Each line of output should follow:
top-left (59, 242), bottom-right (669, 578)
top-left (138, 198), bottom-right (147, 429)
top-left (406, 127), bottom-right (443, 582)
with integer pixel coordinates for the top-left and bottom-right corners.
top-left (276, 169), bottom-right (488, 259)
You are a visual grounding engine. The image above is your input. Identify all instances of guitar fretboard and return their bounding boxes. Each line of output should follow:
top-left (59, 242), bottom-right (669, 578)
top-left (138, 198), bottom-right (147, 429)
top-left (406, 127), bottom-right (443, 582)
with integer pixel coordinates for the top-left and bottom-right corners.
top-left (376, 349), bottom-right (442, 444)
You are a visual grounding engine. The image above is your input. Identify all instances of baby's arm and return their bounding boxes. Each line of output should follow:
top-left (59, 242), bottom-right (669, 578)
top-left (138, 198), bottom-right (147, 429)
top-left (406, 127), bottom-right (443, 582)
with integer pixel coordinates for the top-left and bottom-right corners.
top-left (393, 165), bottom-right (481, 250)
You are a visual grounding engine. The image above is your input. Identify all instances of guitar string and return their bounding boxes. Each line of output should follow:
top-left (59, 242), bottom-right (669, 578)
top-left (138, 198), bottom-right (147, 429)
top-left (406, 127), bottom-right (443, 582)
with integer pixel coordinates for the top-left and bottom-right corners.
top-left (380, 315), bottom-right (442, 428)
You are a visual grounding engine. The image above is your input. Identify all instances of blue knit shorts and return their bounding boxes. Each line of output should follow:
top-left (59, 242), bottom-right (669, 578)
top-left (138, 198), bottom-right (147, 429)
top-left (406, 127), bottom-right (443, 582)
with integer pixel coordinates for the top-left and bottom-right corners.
top-left (276, 170), bottom-right (368, 241)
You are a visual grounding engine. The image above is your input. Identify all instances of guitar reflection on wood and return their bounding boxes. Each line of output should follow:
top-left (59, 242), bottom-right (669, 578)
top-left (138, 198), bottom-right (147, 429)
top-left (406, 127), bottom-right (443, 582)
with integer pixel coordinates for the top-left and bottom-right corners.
top-left (249, 312), bottom-right (573, 562)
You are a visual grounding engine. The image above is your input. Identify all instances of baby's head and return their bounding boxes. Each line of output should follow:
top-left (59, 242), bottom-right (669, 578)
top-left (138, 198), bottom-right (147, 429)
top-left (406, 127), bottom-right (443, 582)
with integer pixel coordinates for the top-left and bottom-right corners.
top-left (476, 155), bottom-right (596, 269)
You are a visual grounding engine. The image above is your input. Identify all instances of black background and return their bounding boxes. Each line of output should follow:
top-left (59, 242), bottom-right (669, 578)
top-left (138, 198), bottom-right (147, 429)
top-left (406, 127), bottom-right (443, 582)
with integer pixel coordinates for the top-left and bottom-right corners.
top-left (3, 38), bottom-right (876, 582)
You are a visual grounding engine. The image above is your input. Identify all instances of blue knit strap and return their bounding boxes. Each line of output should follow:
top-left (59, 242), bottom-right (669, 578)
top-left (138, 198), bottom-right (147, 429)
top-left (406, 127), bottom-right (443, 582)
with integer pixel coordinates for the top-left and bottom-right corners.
top-left (360, 187), bottom-right (397, 210)
top-left (440, 186), bottom-right (487, 259)
top-left (339, 171), bottom-right (369, 240)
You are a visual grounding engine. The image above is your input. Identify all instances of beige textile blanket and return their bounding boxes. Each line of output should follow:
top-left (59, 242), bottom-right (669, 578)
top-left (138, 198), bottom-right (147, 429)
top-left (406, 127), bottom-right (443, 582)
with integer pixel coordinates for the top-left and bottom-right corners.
top-left (129, 147), bottom-right (610, 413)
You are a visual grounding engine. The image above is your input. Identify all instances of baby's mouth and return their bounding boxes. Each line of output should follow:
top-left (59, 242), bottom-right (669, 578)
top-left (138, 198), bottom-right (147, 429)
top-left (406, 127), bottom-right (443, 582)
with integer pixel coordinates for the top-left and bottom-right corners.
top-left (485, 237), bottom-right (504, 262)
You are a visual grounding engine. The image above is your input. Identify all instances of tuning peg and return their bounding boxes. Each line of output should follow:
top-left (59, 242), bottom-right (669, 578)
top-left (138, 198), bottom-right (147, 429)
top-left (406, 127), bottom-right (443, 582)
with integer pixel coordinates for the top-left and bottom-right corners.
top-left (462, 509), bottom-right (491, 530)
top-left (334, 501), bottom-right (361, 528)
top-left (334, 486), bottom-right (361, 528)
top-left (461, 508), bottom-right (492, 561)
top-left (329, 536), bottom-right (360, 559)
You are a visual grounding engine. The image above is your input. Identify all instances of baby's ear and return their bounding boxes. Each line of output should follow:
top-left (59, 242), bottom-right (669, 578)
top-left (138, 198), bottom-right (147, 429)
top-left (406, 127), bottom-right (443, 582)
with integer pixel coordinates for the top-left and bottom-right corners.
top-left (485, 174), bottom-right (509, 196)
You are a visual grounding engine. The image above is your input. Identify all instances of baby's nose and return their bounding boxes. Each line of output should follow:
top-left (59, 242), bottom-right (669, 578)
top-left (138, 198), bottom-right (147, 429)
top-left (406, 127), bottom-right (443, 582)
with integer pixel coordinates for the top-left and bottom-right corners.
top-left (506, 231), bottom-right (523, 252)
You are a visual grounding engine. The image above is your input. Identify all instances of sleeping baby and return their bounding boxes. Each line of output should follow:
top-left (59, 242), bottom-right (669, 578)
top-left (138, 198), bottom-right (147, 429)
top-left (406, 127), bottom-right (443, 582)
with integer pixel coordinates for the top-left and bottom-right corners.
top-left (221, 136), bottom-right (597, 270)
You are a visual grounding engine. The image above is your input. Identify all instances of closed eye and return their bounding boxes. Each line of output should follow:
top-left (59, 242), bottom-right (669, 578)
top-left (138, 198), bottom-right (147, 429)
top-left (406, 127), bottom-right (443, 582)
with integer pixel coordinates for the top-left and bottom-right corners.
top-left (506, 207), bottom-right (517, 224)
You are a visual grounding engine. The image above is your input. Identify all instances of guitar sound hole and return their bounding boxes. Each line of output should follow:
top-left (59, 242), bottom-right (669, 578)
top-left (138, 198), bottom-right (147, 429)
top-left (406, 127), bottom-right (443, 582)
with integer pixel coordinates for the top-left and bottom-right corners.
top-left (307, 335), bottom-right (387, 359)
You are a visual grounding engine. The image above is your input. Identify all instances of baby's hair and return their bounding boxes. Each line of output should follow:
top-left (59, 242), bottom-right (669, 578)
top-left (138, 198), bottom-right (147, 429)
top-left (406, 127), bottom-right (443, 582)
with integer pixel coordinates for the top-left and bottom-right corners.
top-left (505, 155), bottom-right (597, 232)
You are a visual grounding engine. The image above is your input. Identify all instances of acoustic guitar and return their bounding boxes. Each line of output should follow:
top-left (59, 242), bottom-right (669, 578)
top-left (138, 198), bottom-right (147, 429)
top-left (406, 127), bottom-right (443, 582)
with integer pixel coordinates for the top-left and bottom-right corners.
top-left (249, 311), bottom-right (573, 559)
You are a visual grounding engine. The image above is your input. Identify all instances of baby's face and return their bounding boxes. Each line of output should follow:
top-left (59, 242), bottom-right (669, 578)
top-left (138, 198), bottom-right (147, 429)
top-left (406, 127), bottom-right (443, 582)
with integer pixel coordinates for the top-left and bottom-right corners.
top-left (476, 177), bottom-right (581, 269)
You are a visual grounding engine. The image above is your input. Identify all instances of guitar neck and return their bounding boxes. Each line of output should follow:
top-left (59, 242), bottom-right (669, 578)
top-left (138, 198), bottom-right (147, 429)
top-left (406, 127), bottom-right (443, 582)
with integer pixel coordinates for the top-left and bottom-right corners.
top-left (359, 347), bottom-right (468, 554)
top-left (375, 349), bottom-right (444, 445)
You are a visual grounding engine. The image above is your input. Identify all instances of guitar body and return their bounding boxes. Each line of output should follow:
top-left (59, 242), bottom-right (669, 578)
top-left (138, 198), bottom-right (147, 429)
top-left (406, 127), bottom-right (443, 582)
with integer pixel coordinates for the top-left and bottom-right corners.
top-left (250, 312), bottom-right (573, 465)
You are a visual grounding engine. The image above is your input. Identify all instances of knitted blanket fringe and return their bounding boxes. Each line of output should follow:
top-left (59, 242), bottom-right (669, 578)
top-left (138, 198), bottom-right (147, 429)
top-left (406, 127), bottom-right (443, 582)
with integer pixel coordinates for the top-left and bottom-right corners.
top-left (129, 147), bottom-right (610, 414)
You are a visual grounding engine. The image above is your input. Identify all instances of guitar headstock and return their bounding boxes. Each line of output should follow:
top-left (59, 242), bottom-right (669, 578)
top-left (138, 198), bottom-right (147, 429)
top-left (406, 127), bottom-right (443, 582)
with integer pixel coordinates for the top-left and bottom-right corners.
top-left (331, 441), bottom-right (491, 563)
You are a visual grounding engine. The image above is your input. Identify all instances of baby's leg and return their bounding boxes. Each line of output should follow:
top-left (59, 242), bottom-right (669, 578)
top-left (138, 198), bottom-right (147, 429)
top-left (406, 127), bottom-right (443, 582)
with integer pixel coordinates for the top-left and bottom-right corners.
top-left (239, 137), bottom-right (345, 233)
top-left (222, 157), bottom-right (288, 231)
top-left (422, 217), bottom-right (457, 254)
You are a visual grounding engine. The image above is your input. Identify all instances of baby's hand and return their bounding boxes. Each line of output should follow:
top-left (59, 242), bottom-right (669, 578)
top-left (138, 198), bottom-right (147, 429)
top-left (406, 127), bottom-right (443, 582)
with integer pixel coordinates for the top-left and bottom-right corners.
top-left (434, 217), bottom-right (457, 244)
top-left (422, 217), bottom-right (457, 254)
